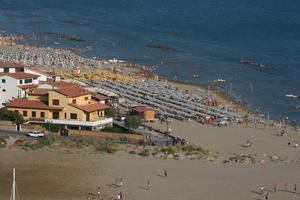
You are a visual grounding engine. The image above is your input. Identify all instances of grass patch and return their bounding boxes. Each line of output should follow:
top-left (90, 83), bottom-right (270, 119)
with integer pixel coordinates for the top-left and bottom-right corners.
top-left (22, 136), bottom-right (57, 150)
top-left (60, 138), bottom-right (90, 148)
top-left (96, 143), bottom-right (118, 154)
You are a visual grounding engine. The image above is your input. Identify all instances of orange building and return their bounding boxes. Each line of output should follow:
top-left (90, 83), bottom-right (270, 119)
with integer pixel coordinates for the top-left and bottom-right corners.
top-left (129, 104), bottom-right (156, 121)
top-left (6, 86), bottom-right (112, 130)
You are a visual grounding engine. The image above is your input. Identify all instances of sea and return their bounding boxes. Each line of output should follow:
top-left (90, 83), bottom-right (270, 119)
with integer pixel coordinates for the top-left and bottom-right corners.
top-left (0, 0), bottom-right (299, 124)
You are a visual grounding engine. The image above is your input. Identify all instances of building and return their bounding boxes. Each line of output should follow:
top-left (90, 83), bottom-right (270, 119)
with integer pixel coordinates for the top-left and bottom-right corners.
top-left (37, 81), bottom-right (77, 90)
top-left (0, 72), bottom-right (39, 107)
top-left (24, 66), bottom-right (52, 81)
top-left (6, 86), bottom-right (113, 130)
top-left (0, 62), bottom-right (25, 73)
top-left (129, 104), bottom-right (156, 121)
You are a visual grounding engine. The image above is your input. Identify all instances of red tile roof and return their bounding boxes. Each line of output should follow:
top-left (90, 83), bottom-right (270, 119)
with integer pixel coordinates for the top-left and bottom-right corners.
top-left (132, 106), bottom-right (156, 113)
top-left (69, 103), bottom-right (109, 112)
top-left (5, 98), bottom-right (63, 110)
top-left (0, 62), bottom-right (25, 68)
top-left (27, 88), bottom-right (49, 96)
top-left (93, 94), bottom-right (112, 100)
top-left (18, 84), bottom-right (38, 89)
top-left (55, 86), bottom-right (92, 97)
top-left (39, 81), bottom-right (77, 88)
top-left (0, 72), bottom-right (39, 79)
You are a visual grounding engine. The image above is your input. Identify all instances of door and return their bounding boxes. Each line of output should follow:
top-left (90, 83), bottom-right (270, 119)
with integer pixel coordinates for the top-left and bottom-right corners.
top-left (52, 112), bottom-right (59, 119)
top-left (86, 113), bottom-right (90, 121)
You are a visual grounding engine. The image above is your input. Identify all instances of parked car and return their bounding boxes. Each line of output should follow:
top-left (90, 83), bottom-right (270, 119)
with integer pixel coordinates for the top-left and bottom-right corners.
top-left (117, 114), bottom-right (126, 121)
top-left (26, 131), bottom-right (45, 138)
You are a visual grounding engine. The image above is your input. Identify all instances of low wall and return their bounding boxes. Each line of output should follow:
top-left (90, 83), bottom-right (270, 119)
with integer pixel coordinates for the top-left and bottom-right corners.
top-left (68, 129), bottom-right (144, 142)
top-left (0, 120), bottom-right (14, 126)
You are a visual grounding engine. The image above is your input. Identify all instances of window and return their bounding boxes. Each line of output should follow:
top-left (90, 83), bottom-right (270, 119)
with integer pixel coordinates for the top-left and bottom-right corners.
top-left (1, 79), bottom-right (5, 83)
top-left (2, 89), bottom-right (6, 92)
top-left (40, 112), bottom-right (45, 118)
top-left (3, 68), bottom-right (9, 72)
top-left (24, 78), bottom-right (32, 84)
top-left (70, 113), bottom-right (77, 120)
top-left (19, 80), bottom-right (23, 84)
top-left (72, 99), bottom-right (76, 104)
top-left (14, 110), bottom-right (18, 113)
top-left (84, 96), bottom-right (89, 100)
top-left (64, 113), bottom-right (67, 119)
top-left (32, 111), bottom-right (36, 117)
top-left (23, 111), bottom-right (27, 116)
top-left (52, 99), bottom-right (59, 105)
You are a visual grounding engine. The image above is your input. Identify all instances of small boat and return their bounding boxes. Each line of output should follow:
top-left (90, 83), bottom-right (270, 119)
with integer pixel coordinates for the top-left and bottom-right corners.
top-left (54, 42), bottom-right (59, 45)
top-left (285, 94), bottom-right (299, 98)
top-left (108, 58), bottom-right (125, 64)
top-left (213, 79), bottom-right (226, 83)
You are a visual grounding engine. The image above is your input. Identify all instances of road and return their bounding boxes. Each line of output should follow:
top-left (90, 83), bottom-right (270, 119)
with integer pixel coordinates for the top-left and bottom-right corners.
top-left (113, 119), bottom-right (174, 145)
top-left (0, 127), bottom-right (173, 146)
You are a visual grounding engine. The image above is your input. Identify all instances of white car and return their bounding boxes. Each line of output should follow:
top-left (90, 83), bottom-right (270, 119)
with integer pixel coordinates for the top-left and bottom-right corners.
top-left (27, 131), bottom-right (45, 138)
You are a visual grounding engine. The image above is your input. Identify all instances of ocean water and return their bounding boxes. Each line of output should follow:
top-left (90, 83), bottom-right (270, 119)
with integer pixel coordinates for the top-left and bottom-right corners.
top-left (0, 0), bottom-right (299, 124)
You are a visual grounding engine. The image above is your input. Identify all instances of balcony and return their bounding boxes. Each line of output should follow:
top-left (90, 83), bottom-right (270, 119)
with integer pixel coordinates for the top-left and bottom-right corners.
top-left (45, 118), bottom-right (113, 127)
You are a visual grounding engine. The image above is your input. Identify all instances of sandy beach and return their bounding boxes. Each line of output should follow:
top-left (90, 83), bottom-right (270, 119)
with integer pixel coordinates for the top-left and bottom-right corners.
top-left (0, 42), bottom-right (299, 200)
top-left (0, 121), bottom-right (300, 200)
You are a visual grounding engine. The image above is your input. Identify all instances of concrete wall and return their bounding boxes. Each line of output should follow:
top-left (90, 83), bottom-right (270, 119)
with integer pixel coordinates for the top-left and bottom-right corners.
top-left (0, 75), bottom-right (20, 107)
top-left (24, 68), bottom-right (47, 81)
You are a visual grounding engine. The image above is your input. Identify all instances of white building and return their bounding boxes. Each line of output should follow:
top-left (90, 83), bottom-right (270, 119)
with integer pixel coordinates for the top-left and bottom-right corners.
top-left (0, 72), bottom-right (39, 107)
top-left (0, 62), bottom-right (53, 82)
top-left (24, 66), bottom-right (52, 81)
top-left (0, 62), bottom-right (25, 73)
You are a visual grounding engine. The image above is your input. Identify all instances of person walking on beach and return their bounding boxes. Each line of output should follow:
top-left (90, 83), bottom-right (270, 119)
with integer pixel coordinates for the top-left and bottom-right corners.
top-left (294, 184), bottom-right (297, 194)
top-left (260, 186), bottom-right (264, 195)
top-left (97, 187), bottom-right (101, 196)
top-left (285, 183), bottom-right (288, 192)
top-left (164, 168), bottom-right (168, 177)
top-left (288, 139), bottom-right (291, 146)
top-left (116, 193), bottom-right (121, 200)
top-left (273, 184), bottom-right (277, 193)
top-left (265, 192), bottom-right (269, 200)
top-left (147, 180), bottom-right (151, 190)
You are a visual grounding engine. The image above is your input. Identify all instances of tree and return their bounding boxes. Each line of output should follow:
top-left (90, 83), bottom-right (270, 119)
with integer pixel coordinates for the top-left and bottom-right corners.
top-left (125, 115), bottom-right (141, 131)
top-left (105, 107), bottom-right (117, 118)
top-left (0, 108), bottom-right (24, 125)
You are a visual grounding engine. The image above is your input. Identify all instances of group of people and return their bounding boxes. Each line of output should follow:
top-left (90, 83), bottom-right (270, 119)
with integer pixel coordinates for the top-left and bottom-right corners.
top-left (88, 169), bottom-right (168, 200)
top-left (260, 183), bottom-right (298, 199)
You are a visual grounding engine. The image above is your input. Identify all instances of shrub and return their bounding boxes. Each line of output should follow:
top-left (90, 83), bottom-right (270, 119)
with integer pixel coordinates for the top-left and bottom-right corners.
top-left (0, 136), bottom-right (8, 148)
top-left (196, 146), bottom-right (209, 155)
top-left (22, 136), bottom-right (57, 150)
top-left (181, 145), bottom-right (197, 152)
top-left (60, 138), bottom-right (90, 148)
top-left (138, 149), bottom-right (150, 157)
top-left (128, 150), bottom-right (136, 154)
top-left (42, 123), bottom-right (61, 132)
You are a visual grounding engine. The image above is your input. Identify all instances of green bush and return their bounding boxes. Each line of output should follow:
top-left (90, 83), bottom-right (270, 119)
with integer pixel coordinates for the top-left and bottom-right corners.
top-left (128, 150), bottom-right (136, 154)
top-left (138, 149), bottom-right (150, 157)
top-left (42, 123), bottom-right (61, 132)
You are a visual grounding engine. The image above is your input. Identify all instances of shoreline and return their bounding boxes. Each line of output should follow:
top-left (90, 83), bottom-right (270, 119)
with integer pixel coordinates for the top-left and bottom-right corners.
top-left (0, 42), bottom-right (288, 126)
